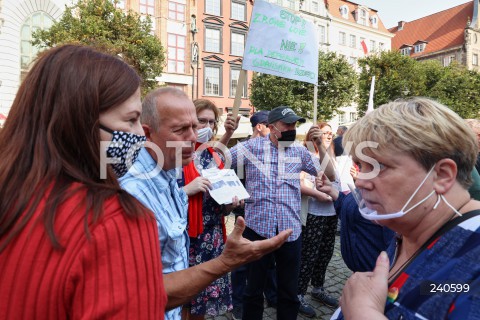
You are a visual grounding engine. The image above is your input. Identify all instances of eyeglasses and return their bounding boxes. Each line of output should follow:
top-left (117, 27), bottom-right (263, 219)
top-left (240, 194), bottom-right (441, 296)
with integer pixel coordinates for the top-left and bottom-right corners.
top-left (198, 118), bottom-right (217, 126)
top-left (321, 131), bottom-right (333, 137)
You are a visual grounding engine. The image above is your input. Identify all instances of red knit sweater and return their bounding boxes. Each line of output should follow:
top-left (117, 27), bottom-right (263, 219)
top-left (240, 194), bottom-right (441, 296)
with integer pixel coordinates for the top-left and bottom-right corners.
top-left (0, 184), bottom-right (167, 319)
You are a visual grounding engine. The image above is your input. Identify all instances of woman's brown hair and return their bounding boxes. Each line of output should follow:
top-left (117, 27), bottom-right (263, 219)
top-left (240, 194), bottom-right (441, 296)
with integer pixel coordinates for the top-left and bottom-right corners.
top-left (304, 122), bottom-right (335, 157)
top-left (0, 45), bottom-right (146, 251)
top-left (193, 99), bottom-right (220, 135)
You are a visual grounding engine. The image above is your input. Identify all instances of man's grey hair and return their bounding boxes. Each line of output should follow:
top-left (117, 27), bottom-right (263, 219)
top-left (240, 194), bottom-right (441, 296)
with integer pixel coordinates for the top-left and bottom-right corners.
top-left (142, 87), bottom-right (189, 132)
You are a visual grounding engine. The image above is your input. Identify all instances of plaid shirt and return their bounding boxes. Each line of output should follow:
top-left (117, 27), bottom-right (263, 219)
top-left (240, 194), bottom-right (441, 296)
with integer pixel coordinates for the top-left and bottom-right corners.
top-left (229, 135), bottom-right (320, 241)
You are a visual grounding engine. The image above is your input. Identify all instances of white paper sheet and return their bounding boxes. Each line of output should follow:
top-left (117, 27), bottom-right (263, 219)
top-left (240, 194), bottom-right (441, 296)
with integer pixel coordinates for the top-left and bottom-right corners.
top-left (201, 168), bottom-right (250, 205)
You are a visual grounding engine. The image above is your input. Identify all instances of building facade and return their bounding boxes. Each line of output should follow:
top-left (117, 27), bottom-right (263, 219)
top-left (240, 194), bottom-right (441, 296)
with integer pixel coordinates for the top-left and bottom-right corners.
top-left (390, 0), bottom-right (480, 72)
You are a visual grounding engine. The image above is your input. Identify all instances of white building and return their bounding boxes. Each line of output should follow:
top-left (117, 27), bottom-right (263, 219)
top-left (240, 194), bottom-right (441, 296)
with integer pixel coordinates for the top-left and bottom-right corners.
top-left (0, 0), bottom-right (73, 116)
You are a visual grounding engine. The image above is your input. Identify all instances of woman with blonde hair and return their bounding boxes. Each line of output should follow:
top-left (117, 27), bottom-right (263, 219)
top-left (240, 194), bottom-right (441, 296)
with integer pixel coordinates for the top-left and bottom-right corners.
top-left (337, 97), bottom-right (480, 319)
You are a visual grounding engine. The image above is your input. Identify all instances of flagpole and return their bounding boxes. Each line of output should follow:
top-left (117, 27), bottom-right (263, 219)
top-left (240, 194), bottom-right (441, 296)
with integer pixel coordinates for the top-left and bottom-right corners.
top-left (366, 76), bottom-right (375, 114)
top-left (313, 85), bottom-right (318, 123)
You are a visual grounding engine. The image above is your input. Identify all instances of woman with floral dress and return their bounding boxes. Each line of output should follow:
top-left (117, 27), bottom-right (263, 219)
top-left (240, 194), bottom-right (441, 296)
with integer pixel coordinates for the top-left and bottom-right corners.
top-left (181, 99), bottom-right (240, 319)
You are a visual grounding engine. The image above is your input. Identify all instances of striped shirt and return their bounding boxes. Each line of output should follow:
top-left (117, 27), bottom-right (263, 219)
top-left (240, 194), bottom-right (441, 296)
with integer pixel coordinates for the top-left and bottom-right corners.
top-left (120, 148), bottom-right (189, 320)
top-left (229, 135), bottom-right (320, 241)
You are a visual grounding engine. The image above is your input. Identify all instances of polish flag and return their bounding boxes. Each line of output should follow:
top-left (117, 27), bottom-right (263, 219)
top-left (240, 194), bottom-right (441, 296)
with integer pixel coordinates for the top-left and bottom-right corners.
top-left (361, 40), bottom-right (368, 55)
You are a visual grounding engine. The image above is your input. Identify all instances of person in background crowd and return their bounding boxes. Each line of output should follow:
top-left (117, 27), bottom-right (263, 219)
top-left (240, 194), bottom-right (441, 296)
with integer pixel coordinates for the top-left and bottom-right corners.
top-left (336, 97), bottom-right (480, 319)
top-left (250, 110), bottom-right (271, 139)
top-left (181, 99), bottom-right (240, 319)
top-left (333, 125), bottom-right (347, 157)
top-left (120, 88), bottom-right (291, 319)
top-left (466, 118), bottom-right (480, 174)
top-left (228, 106), bottom-right (335, 320)
top-left (231, 110), bottom-right (277, 320)
top-left (297, 123), bottom-right (340, 318)
top-left (0, 44), bottom-right (167, 319)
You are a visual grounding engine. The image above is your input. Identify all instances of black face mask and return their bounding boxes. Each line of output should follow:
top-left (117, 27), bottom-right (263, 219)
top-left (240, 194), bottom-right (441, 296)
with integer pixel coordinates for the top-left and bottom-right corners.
top-left (278, 129), bottom-right (297, 142)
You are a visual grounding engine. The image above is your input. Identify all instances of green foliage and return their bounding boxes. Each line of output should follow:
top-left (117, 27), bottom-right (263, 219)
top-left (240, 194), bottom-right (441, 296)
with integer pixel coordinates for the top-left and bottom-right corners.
top-left (358, 50), bottom-right (480, 118)
top-left (32, 0), bottom-right (165, 94)
top-left (357, 50), bottom-right (425, 116)
top-left (428, 63), bottom-right (480, 118)
top-left (250, 51), bottom-right (357, 121)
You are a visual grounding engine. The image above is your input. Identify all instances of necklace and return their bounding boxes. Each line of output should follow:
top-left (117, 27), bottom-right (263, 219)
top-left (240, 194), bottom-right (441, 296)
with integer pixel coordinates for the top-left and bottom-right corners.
top-left (388, 198), bottom-right (470, 283)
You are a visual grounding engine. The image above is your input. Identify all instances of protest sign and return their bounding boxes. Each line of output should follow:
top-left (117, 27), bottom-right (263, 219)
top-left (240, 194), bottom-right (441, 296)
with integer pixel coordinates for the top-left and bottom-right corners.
top-left (202, 168), bottom-right (250, 205)
top-left (242, 0), bottom-right (319, 85)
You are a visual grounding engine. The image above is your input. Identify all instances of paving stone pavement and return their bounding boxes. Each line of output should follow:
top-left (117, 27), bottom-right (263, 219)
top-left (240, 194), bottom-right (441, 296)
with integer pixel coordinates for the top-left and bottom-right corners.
top-left (207, 214), bottom-right (352, 320)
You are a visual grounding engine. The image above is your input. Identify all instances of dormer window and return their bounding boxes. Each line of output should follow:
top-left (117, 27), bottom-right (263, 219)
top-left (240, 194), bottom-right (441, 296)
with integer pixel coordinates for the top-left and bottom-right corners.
top-left (339, 5), bottom-right (349, 19)
top-left (414, 41), bottom-right (427, 53)
top-left (356, 8), bottom-right (368, 26)
top-left (400, 47), bottom-right (412, 56)
top-left (370, 15), bottom-right (378, 28)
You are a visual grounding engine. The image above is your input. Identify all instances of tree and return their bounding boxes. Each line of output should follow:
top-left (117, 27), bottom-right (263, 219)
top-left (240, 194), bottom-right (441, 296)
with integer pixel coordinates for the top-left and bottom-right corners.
top-left (357, 50), bottom-right (426, 116)
top-left (250, 51), bottom-right (357, 120)
top-left (32, 0), bottom-right (165, 94)
top-left (428, 63), bottom-right (480, 118)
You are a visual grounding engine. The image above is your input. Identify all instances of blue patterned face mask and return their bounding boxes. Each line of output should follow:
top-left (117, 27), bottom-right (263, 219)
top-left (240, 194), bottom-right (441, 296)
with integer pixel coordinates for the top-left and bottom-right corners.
top-left (100, 124), bottom-right (146, 177)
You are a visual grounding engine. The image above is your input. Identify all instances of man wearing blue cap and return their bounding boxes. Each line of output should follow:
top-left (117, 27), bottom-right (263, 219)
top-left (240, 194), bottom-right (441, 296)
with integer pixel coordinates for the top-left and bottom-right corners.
top-left (250, 110), bottom-right (270, 139)
top-left (228, 106), bottom-right (335, 320)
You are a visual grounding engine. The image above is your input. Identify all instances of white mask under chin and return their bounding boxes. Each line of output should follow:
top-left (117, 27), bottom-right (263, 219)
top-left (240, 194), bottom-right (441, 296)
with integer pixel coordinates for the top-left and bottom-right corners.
top-left (351, 166), bottom-right (438, 221)
top-left (197, 127), bottom-right (213, 143)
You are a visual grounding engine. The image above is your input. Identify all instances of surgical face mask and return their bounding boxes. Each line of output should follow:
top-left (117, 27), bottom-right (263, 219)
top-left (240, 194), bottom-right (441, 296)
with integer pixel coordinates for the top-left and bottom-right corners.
top-left (100, 124), bottom-right (146, 177)
top-left (273, 125), bottom-right (296, 143)
top-left (350, 166), bottom-right (437, 221)
top-left (197, 127), bottom-right (214, 143)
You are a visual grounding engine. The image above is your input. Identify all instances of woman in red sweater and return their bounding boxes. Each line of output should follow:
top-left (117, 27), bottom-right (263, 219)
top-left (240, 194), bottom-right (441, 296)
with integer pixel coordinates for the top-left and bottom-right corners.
top-left (0, 45), bottom-right (167, 319)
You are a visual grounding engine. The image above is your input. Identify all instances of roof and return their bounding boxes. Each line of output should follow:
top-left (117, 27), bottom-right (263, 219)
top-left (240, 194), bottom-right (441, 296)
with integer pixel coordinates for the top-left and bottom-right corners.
top-left (389, 1), bottom-right (473, 57)
top-left (326, 0), bottom-right (390, 33)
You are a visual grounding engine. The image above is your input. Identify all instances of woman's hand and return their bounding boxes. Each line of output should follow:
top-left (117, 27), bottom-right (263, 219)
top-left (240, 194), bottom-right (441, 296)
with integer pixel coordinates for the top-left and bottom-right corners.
top-left (350, 165), bottom-right (359, 181)
top-left (183, 177), bottom-right (212, 196)
top-left (340, 252), bottom-right (390, 320)
top-left (224, 113), bottom-right (240, 136)
top-left (224, 196), bottom-right (243, 214)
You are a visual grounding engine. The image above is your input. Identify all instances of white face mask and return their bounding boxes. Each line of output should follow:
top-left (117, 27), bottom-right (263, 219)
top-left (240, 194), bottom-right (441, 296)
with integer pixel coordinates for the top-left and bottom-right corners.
top-left (197, 127), bottom-right (213, 143)
top-left (350, 166), bottom-right (437, 221)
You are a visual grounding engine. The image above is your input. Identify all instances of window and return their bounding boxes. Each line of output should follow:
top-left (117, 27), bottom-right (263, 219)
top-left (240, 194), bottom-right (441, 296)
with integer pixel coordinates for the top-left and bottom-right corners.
top-left (379, 42), bottom-right (385, 51)
top-left (205, 0), bottom-right (221, 16)
top-left (140, 0), bottom-right (155, 15)
top-left (370, 40), bottom-right (376, 51)
top-left (286, 0), bottom-right (294, 9)
top-left (349, 56), bottom-right (357, 66)
top-left (473, 54), bottom-right (479, 66)
top-left (230, 68), bottom-right (247, 98)
top-left (401, 47), bottom-right (411, 56)
top-left (349, 34), bottom-right (356, 48)
top-left (168, 1), bottom-right (185, 21)
top-left (204, 65), bottom-right (222, 96)
top-left (338, 113), bottom-right (345, 124)
top-left (311, 1), bottom-right (319, 12)
top-left (358, 9), bottom-right (367, 25)
top-left (414, 43), bottom-right (425, 53)
top-left (205, 26), bottom-right (221, 52)
top-left (167, 33), bottom-right (186, 73)
top-left (339, 5), bottom-right (349, 19)
top-left (318, 25), bottom-right (326, 44)
top-left (339, 32), bottom-right (346, 45)
top-left (21, 12), bottom-right (53, 71)
top-left (231, 1), bottom-right (246, 21)
top-left (349, 112), bottom-right (357, 122)
top-left (231, 32), bottom-right (245, 56)
top-left (443, 55), bottom-right (456, 66)
top-left (370, 15), bottom-right (378, 28)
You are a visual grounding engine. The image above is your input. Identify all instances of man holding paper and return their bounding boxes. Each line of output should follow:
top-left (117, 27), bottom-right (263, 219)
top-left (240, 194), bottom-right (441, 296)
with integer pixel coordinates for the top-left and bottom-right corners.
top-left (119, 88), bottom-right (291, 320)
top-left (228, 106), bottom-right (335, 320)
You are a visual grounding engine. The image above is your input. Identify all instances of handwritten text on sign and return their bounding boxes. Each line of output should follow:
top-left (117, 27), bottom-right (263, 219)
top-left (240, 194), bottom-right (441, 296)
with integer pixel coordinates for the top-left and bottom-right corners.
top-left (242, 0), bottom-right (319, 85)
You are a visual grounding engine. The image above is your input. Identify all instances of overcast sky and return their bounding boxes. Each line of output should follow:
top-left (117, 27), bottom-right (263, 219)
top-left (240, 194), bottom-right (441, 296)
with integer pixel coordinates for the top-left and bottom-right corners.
top-left (357, 0), bottom-right (470, 28)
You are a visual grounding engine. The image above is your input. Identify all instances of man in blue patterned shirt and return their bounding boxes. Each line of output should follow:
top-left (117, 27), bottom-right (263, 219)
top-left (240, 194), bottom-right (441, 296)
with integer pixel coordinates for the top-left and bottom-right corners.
top-left (228, 106), bottom-right (335, 320)
top-left (120, 88), bottom-right (292, 319)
